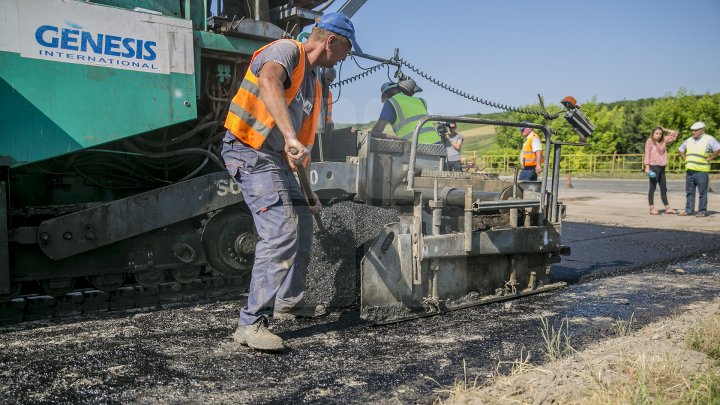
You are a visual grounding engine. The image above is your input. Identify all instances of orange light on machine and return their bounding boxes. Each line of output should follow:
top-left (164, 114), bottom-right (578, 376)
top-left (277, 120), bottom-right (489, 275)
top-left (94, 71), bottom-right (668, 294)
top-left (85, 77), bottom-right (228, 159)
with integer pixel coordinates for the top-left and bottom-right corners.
top-left (561, 95), bottom-right (594, 141)
top-left (561, 96), bottom-right (580, 110)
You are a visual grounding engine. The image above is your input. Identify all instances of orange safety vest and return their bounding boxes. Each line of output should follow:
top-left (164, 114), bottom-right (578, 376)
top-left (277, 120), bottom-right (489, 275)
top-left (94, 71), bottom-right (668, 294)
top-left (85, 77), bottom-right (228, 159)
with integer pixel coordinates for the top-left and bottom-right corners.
top-left (522, 132), bottom-right (544, 167)
top-left (325, 90), bottom-right (333, 125)
top-left (224, 40), bottom-right (321, 149)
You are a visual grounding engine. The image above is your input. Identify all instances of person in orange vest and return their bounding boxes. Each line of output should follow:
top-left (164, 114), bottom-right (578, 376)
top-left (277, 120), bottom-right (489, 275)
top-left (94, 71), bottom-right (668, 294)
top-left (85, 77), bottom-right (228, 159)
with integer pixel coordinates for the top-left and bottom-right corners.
top-left (221, 12), bottom-right (360, 352)
top-left (518, 124), bottom-right (544, 181)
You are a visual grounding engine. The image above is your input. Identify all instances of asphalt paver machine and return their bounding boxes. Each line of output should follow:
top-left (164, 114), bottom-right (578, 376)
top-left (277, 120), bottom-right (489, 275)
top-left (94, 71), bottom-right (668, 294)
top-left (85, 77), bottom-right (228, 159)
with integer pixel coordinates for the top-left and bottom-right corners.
top-left (0, 0), bottom-right (594, 324)
top-left (309, 109), bottom-right (592, 323)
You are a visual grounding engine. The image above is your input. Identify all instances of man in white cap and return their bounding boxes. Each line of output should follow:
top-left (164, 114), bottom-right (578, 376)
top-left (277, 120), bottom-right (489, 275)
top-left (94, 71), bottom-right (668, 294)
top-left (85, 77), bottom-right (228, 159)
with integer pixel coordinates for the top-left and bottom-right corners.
top-left (677, 121), bottom-right (720, 217)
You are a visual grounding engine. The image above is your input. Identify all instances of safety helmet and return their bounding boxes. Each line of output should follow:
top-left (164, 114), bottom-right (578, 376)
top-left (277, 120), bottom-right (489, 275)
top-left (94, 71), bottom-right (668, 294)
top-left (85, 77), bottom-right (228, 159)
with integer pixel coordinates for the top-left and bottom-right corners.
top-left (381, 81), bottom-right (399, 96)
top-left (398, 78), bottom-right (422, 95)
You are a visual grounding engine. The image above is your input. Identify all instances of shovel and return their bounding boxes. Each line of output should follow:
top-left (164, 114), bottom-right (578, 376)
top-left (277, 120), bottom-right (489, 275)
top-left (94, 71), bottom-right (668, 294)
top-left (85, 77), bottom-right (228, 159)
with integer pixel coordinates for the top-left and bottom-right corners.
top-left (289, 147), bottom-right (326, 232)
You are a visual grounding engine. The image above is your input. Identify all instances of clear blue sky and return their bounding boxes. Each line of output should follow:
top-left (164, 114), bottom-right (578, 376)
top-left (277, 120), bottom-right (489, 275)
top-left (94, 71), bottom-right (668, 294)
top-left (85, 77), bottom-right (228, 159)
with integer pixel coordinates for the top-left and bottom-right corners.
top-left (320, 0), bottom-right (720, 124)
top-left (212, 0), bottom-right (720, 124)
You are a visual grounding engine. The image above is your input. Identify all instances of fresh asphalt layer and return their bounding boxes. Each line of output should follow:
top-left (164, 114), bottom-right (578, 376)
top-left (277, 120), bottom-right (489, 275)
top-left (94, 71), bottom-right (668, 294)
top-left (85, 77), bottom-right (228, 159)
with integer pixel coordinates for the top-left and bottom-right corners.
top-left (1, 180), bottom-right (719, 404)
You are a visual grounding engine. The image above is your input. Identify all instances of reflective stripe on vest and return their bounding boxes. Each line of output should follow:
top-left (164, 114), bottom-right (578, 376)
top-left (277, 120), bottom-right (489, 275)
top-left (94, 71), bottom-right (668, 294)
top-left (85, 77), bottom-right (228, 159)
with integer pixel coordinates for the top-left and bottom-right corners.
top-left (685, 135), bottom-right (712, 172)
top-left (522, 132), bottom-right (544, 166)
top-left (224, 39), bottom-right (321, 149)
top-left (387, 94), bottom-right (436, 143)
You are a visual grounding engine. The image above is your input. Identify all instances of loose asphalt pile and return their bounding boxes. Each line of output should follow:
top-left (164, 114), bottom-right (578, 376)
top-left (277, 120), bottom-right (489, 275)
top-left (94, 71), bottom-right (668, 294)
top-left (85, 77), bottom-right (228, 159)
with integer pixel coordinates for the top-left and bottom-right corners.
top-left (304, 200), bottom-right (401, 308)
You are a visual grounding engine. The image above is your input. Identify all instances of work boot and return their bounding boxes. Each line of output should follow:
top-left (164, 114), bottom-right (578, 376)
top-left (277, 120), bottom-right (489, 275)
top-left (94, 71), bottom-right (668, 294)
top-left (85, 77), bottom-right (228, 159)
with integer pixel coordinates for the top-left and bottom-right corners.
top-left (273, 304), bottom-right (327, 321)
top-left (232, 319), bottom-right (284, 352)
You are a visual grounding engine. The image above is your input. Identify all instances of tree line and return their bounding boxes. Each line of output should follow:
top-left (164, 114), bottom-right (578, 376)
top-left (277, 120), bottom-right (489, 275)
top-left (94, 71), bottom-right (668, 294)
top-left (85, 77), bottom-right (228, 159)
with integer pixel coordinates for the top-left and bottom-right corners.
top-left (483, 90), bottom-right (720, 155)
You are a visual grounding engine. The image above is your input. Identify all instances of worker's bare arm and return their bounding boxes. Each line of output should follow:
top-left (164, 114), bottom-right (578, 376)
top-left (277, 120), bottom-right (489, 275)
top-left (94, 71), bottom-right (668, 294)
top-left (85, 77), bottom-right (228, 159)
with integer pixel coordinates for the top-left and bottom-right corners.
top-left (258, 61), bottom-right (307, 163)
top-left (370, 120), bottom-right (399, 139)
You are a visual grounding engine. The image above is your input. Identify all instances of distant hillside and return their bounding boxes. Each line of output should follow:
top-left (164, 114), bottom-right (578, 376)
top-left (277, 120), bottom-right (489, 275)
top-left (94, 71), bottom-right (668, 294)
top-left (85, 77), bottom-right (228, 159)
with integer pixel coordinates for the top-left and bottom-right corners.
top-left (335, 91), bottom-right (720, 156)
top-left (336, 112), bottom-right (505, 154)
top-left (455, 124), bottom-right (496, 154)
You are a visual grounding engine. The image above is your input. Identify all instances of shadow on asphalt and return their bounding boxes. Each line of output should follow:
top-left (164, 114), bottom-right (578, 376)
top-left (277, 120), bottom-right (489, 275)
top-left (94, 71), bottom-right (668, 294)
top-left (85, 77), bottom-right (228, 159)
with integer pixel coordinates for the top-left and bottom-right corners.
top-left (551, 221), bottom-right (720, 283)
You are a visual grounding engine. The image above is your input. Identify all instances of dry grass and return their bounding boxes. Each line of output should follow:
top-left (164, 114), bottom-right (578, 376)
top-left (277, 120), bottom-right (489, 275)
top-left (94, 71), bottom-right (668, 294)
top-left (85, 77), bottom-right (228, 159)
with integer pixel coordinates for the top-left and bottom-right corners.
top-left (429, 359), bottom-right (483, 404)
top-left (583, 355), bottom-right (720, 405)
top-left (456, 125), bottom-right (497, 154)
top-left (687, 312), bottom-right (720, 363)
top-left (434, 310), bottom-right (720, 404)
top-left (561, 312), bottom-right (720, 404)
top-left (610, 312), bottom-right (636, 337)
top-left (495, 349), bottom-right (537, 378)
top-left (433, 352), bottom-right (549, 405)
top-left (541, 317), bottom-right (574, 361)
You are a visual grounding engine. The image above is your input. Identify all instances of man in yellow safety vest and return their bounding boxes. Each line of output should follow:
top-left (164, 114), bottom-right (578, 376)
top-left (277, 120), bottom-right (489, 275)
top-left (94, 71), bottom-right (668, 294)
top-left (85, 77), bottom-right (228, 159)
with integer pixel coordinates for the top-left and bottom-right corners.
top-left (370, 78), bottom-right (437, 143)
top-left (677, 121), bottom-right (720, 217)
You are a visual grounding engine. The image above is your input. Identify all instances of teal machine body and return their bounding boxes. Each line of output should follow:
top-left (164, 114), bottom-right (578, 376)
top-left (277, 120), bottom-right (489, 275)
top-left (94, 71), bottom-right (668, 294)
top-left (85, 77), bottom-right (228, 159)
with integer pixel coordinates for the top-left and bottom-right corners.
top-left (0, 0), bottom-right (326, 302)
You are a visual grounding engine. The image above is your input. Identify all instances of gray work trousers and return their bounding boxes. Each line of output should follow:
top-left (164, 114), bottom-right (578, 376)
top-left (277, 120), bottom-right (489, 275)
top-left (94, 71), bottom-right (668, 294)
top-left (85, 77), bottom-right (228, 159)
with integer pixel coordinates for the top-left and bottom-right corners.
top-left (221, 135), bottom-right (313, 326)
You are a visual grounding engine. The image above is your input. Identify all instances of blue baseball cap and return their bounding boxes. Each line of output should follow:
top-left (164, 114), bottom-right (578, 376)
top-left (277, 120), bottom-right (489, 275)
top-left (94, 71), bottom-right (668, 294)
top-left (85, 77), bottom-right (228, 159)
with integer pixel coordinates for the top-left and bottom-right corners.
top-left (519, 120), bottom-right (530, 132)
top-left (315, 12), bottom-right (362, 54)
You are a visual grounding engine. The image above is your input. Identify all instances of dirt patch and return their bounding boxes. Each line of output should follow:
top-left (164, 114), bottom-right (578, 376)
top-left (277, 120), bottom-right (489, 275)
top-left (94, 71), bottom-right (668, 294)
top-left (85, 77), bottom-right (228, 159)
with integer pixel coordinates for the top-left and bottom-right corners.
top-left (560, 183), bottom-right (720, 233)
top-left (447, 296), bottom-right (720, 404)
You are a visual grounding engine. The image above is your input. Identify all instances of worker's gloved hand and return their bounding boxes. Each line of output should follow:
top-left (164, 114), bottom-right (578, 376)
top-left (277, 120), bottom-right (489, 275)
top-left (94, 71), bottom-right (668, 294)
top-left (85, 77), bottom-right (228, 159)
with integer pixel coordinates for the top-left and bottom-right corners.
top-left (285, 140), bottom-right (308, 168)
top-left (309, 191), bottom-right (322, 215)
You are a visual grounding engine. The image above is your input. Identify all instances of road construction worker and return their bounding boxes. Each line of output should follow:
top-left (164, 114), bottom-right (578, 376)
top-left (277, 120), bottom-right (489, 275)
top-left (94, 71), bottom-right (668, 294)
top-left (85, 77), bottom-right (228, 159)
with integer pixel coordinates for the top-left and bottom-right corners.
top-left (518, 124), bottom-right (544, 181)
top-left (677, 121), bottom-right (720, 217)
top-left (221, 12), bottom-right (360, 352)
top-left (369, 78), bottom-right (436, 143)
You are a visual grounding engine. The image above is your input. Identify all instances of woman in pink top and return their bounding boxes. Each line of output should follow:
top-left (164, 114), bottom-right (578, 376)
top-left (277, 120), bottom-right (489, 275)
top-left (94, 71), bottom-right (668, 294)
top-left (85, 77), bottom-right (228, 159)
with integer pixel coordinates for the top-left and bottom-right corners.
top-left (643, 126), bottom-right (678, 215)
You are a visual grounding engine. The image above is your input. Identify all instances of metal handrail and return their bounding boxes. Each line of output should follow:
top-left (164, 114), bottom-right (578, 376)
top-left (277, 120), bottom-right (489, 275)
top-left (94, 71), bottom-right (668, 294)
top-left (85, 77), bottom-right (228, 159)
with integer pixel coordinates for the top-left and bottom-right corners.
top-left (406, 116), bottom-right (556, 221)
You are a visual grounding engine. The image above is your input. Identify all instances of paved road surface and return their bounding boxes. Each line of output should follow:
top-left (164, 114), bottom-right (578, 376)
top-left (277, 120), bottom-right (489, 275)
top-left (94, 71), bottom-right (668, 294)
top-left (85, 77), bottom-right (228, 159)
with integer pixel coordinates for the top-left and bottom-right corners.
top-left (1, 179), bottom-right (719, 404)
top-left (554, 178), bottom-right (719, 281)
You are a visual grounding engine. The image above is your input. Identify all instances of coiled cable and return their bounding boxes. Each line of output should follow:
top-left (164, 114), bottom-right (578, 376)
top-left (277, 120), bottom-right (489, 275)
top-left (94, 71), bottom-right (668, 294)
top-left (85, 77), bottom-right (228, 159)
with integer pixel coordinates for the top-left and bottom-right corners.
top-left (396, 57), bottom-right (551, 119)
top-left (330, 53), bottom-right (554, 120)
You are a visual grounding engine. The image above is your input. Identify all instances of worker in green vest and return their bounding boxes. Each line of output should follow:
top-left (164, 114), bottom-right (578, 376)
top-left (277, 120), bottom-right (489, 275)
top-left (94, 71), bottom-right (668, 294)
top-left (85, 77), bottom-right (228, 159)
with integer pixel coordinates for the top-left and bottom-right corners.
top-left (370, 78), bottom-right (437, 143)
top-left (677, 121), bottom-right (720, 217)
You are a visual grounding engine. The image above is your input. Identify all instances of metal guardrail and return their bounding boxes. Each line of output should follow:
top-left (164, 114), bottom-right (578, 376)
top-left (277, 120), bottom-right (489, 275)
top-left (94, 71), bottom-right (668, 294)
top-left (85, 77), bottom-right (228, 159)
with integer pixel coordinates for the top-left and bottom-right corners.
top-left (460, 152), bottom-right (720, 174)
